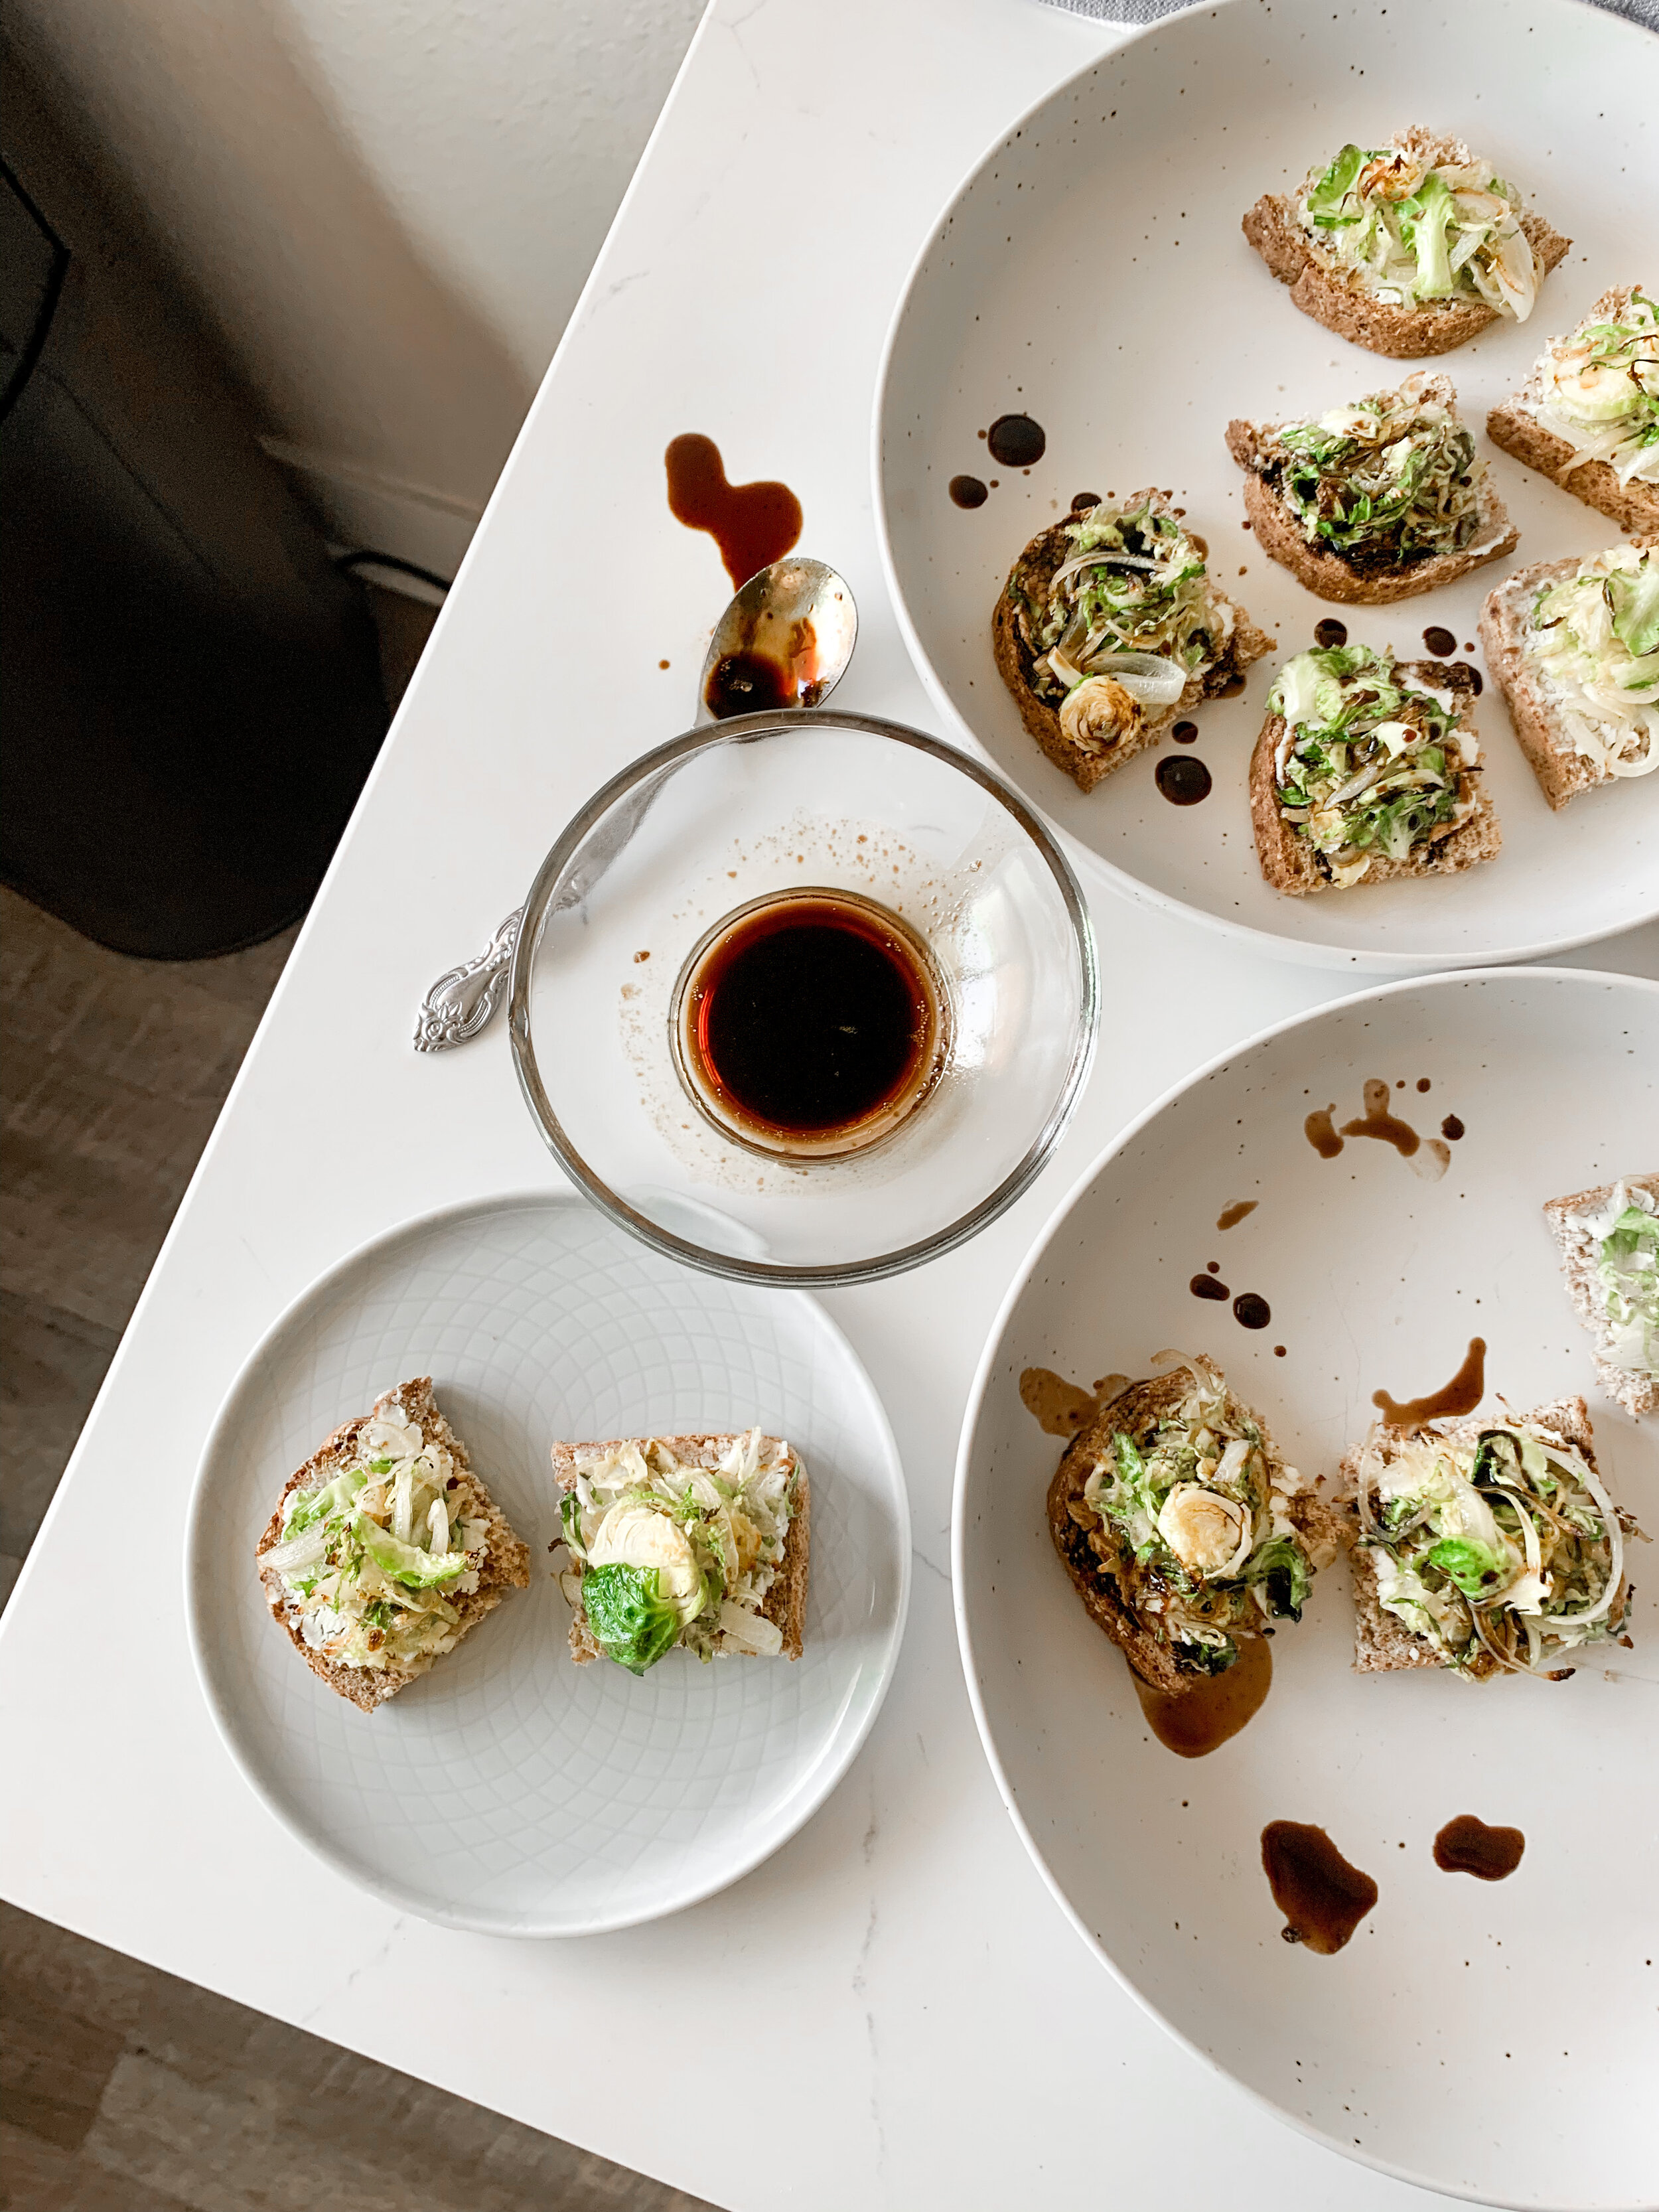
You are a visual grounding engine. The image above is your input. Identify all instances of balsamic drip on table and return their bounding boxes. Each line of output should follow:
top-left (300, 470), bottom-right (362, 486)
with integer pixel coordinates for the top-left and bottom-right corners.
top-left (1191, 1273), bottom-right (1229, 1301)
top-left (1132, 1637), bottom-right (1271, 1758)
top-left (950, 475), bottom-right (989, 509)
top-left (1422, 625), bottom-right (1459, 658)
top-left (684, 895), bottom-right (937, 1143)
top-left (1171, 719), bottom-right (1198, 745)
top-left (1314, 618), bottom-right (1348, 649)
top-left (1433, 1814), bottom-right (1525, 1881)
top-left (1261, 1822), bottom-right (1378, 1953)
top-left (1156, 755), bottom-right (1212, 805)
top-left (664, 433), bottom-right (802, 588)
top-left (985, 413), bottom-right (1046, 468)
top-left (1233, 1292), bottom-right (1271, 1329)
top-left (1373, 1337), bottom-right (1486, 1428)
top-left (1441, 1114), bottom-right (1465, 1141)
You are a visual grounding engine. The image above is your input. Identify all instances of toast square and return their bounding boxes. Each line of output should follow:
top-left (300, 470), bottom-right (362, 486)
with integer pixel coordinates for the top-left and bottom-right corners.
top-left (1486, 286), bottom-right (1659, 538)
top-left (255, 1377), bottom-right (530, 1712)
top-left (1543, 1177), bottom-right (1659, 1418)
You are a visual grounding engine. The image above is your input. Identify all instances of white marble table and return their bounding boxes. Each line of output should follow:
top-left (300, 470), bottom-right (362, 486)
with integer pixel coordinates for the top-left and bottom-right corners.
top-left (3, 1), bottom-right (1655, 2206)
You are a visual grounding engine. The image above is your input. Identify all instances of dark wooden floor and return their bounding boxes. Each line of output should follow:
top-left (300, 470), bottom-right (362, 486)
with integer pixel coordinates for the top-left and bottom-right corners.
top-left (0, 593), bottom-right (716, 2212)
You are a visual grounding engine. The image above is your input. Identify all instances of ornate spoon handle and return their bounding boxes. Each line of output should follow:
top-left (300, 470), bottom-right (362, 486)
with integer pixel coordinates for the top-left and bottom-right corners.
top-left (413, 907), bottom-right (522, 1051)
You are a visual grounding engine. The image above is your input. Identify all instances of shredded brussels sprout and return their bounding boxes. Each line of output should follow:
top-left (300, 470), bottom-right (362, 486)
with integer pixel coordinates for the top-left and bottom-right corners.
top-left (1527, 546), bottom-right (1659, 783)
top-left (1534, 289), bottom-right (1659, 490)
top-left (1297, 135), bottom-right (1540, 320)
top-left (1259, 376), bottom-right (1488, 568)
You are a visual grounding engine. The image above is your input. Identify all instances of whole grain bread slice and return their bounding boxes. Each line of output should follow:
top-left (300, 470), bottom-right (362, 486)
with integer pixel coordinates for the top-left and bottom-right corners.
top-left (1486, 286), bottom-right (1659, 538)
top-left (1340, 1396), bottom-right (1598, 1677)
top-left (1225, 380), bottom-right (1518, 605)
top-left (1047, 1370), bottom-right (1342, 1697)
top-left (1478, 559), bottom-right (1613, 810)
top-left (551, 1434), bottom-right (809, 1665)
top-left (1543, 1175), bottom-right (1659, 1418)
top-left (1242, 129), bottom-right (1570, 360)
top-left (1249, 659), bottom-right (1498, 895)
top-left (993, 492), bottom-right (1272, 792)
top-left (255, 1377), bottom-right (531, 1714)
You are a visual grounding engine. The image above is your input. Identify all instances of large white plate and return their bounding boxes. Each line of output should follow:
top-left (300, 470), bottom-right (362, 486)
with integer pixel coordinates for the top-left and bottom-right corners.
top-left (954, 969), bottom-right (1658, 2209)
top-left (186, 1192), bottom-right (908, 1936)
top-left (875, 0), bottom-right (1659, 972)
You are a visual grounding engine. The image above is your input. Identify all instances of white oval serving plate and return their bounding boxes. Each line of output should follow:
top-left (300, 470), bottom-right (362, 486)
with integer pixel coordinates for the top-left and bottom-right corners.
top-left (875, 0), bottom-right (1659, 972)
top-left (187, 1191), bottom-right (909, 1936)
top-left (955, 968), bottom-right (1658, 2209)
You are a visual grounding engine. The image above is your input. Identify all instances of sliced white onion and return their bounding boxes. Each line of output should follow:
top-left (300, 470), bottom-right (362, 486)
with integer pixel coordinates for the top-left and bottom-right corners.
top-left (1083, 651), bottom-right (1187, 708)
top-left (1048, 550), bottom-right (1160, 594)
top-left (263, 1526), bottom-right (328, 1576)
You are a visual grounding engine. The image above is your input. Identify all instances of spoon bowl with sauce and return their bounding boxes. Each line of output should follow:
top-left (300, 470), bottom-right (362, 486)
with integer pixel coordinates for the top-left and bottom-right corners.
top-left (697, 557), bottom-right (857, 724)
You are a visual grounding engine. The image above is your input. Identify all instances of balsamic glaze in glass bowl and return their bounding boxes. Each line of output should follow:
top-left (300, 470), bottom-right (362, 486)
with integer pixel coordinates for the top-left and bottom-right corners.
top-left (508, 709), bottom-right (1098, 1285)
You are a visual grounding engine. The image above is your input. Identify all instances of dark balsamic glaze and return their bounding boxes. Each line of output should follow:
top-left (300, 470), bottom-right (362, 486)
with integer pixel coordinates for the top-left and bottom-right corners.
top-left (1215, 672), bottom-right (1248, 698)
top-left (685, 895), bottom-right (937, 1144)
top-left (1441, 1114), bottom-right (1465, 1141)
top-left (1422, 625), bottom-right (1459, 658)
top-left (1342, 1077), bottom-right (1421, 1156)
top-left (1071, 490), bottom-right (1102, 512)
top-left (1018, 1367), bottom-right (1098, 1437)
top-left (1216, 1199), bottom-right (1258, 1230)
top-left (705, 650), bottom-right (800, 718)
top-left (1434, 1814), bottom-right (1526, 1881)
top-left (1304, 1106), bottom-right (1344, 1159)
top-left (1373, 1337), bottom-right (1486, 1428)
top-left (1191, 1274), bottom-right (1230, 1301)
top-left (1314, 618), bottom-right (1349, 649)
top-left (665, 435), bottom-right (802, 588)
top-left (1261, 1822), bottom-right (1378, 1953)
top-left (1450, 660), bottom-right (1484, 695)
top-left (1172, 719), bottom-right (1199, 745)
top-left (986, 413), bottom-right (1046, 468)
top-left (1157, 755), bottom-right (1212, 805)
top-left (1234, 1292), bottom-right (1271, 1329)
top-left (950, 475), bottom-right (989, 509)
top-left (1416, 1077), bottom-right (1432, 1092)
top-left (1133, 1635), bottom-right (1272, 1758)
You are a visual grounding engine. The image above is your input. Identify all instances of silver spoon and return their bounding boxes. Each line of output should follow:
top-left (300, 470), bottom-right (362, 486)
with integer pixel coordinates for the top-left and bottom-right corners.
top-left (412, 557), bottom-right (857, 1051)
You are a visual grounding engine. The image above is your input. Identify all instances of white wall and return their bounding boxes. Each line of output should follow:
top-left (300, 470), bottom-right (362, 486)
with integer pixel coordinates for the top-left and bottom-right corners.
top-left (6, 0), bottom-right (706, 579)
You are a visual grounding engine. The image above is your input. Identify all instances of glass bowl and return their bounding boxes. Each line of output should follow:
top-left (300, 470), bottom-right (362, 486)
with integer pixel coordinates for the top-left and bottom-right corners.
top-left (508, 709), bottom-right (1098, 1284)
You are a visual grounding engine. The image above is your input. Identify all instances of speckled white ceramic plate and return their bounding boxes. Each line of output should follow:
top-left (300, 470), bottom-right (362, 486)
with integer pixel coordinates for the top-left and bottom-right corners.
top-left (186, 1192), bottom-right (908, 1935)
top-left (875, 0), bottom-right (1659, 972)
top-left (956, 968), bottom-right (1659, 2209)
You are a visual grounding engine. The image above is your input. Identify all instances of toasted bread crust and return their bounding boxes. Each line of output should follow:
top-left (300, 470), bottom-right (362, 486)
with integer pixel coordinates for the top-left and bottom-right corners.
top-left (1226, 390), bottom-right (1518, 604)
top-left (1242, 140), bottom-right (1569, 360)
top-left (255, 1378), bottom-right (531, 1713)
top-left (551, 1434), bottom-right (809, 1665)
top-left (1485, 287), bottom-right (1659, 536)
top-left (1478, 559), bottom-right (1613, 811)
top-left (1340, 1396), bottom-right (1601, 1677)
top-left (1249, 660), bottom-right (1498, 895)
top-left (1046, 1370), bottom-right (1338, 1697)
top-left (992, 494), bottom-right (1272, 792)
top-left (1544, 1177), bottom-right (1659, 1418)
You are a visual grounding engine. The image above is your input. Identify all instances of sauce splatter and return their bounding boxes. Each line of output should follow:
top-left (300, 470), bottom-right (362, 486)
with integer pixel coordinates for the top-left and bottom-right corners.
top-left (1416, 1077), bottom-right (1431, 1092)
top-left (1304, 1106), bottom-right (1344, 1160)
top-left (1233, 1292), bottom-right (1271, 1329)
top-left (1314, 618), bottom-right (1348, 648)
top-left (987, 413), bottom-right (1046, 468)
top-left (1434, 1815), bottom-right (1525, 1881)
top-left (1172, 720), bottom-right (1199, 745)
top-left (1342, 1077), bottom-right (1420, 1156)
top-left (1373, 1337), bottom-right (1486, 1428)
top-left (1262, 1823), bottom-right (1378, 1953)
top-left (665, 434), bottom-right (802, 587)
top-left (950, 475), bottom-right (988, 509)
top-left (1216, 1199), bottom-right (1258, 1231)
top-left (1019, 1367), bottom-right (1131, 1438)
top-left (1071, 490), bottom-right (1101, 512)
top-left (1421, 625), bottom-right (1458, 658)
top-left (1441, 1114), bottom-right (1465, 1141)
top-left (1132, 1636), bottom-right (1271, 1757)
top-left (1156, 756), bottom-right (1212, 805)
top-left (1450, 660), bottom-right (1484, 696)
top-left (1191, 1274), bottom-right (1230, 1301)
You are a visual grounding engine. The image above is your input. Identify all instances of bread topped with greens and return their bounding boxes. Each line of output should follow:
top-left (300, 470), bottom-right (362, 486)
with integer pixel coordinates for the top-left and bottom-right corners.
top-left (1486, 286), bottom-right (1659, 536)
top-left (1341, 1398), bottom-right (1641, 1679)
top-left (1243, 127), bottom-right (1569, 358)
top-left (553, 1430), bottom-right (808, 1674)
top-left (1544, 1176), bottom-right (1659, 1418)
top-left (1479, 545), bottom-right (1659, 808)
top-left (993, 491), bottom-right (1271, 792)
top-left (1250, 644), bottom-right (1496, 895)
top-left (1226, 373), bottom-right (1517, 604)
top-left (1047, 1355), bottom-right (1340, 1696)
top-left (256, 1378), bottom-right (530, 1712)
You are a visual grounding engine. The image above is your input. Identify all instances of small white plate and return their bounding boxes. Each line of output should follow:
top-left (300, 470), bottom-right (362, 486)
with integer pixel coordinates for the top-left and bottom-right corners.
top-left (955, 968), bottom-right (1658, 2209)
top-left (186, 1192), bottom-right (908, 1936)
top-left (874, 0), bottom-right (1659, 972)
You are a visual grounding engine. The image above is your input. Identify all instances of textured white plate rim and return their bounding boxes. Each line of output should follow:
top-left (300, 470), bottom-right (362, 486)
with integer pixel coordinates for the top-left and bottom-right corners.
top-left (950, 964), bottom-right (1659, 2212)
top-left (869, 0), bottom-right (1659, 979)
top-left (184, 1185), bottom-right (912, 1937)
